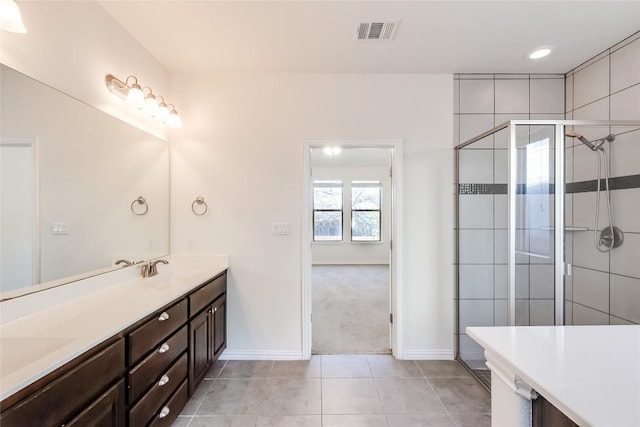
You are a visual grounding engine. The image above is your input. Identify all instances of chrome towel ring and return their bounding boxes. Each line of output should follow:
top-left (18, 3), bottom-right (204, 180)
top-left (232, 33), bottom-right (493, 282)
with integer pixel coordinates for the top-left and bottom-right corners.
top-left (192, 196), bottom-right (208, 216)
top-left (131, 196), bottom-right (149, 215)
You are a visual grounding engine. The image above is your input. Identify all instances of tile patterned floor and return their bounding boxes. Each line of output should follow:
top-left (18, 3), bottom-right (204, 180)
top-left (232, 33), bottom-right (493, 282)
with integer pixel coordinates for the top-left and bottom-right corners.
top-left (174, 355), bottom-right (490, 427)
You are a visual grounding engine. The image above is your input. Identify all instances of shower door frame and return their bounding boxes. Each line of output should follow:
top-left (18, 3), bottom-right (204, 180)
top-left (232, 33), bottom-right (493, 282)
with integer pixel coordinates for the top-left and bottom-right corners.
top-left (456, 120), bottom-right (640, 350)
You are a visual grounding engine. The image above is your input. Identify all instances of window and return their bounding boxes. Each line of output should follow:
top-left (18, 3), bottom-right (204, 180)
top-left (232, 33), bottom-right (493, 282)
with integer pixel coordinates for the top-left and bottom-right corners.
top-left (351, 181), bottom-right (381, 241)
top-left (313, 181), bottom-right (343, 241)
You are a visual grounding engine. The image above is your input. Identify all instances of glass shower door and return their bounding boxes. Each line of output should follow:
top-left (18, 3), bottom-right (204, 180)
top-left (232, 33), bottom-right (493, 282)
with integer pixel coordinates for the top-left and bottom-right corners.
top-left (509, 124), bottom-right (561, 326)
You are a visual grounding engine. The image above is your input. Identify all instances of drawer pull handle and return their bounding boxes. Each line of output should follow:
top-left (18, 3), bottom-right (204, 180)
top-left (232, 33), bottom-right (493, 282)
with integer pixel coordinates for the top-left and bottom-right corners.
top-left (158, 312), bottom-right (170, 321)
top-left (159, 406), bottom-right (170, 418)
top-left (158, 343), bottom-right (170, 354)
top-left (158, 375), bottom-right (170, 387)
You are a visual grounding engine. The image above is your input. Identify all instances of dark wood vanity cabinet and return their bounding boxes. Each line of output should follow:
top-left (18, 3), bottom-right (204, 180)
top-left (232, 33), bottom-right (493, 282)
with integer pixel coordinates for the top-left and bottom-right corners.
top-left (188, 273), bottom-right (227, 394)
top-left (0, 270), bottom-right (227, 427)
top-left (0, 338), bottom-right (126, 427)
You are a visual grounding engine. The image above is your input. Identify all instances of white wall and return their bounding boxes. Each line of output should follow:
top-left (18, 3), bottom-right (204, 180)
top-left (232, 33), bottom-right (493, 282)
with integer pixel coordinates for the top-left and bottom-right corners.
top-left (312, 165), bottom-right (390, 265)
top-left (0, 1), bottom-right (170, 139)
top-left (170, 73), bottom-right (454, 358)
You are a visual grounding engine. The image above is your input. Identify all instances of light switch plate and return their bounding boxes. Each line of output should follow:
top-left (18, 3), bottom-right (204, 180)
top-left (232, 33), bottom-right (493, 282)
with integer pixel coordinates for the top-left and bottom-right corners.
top-left (272, 222), bottom-right (289, 235)
top-left (52, 222), bottom-right (70, 235)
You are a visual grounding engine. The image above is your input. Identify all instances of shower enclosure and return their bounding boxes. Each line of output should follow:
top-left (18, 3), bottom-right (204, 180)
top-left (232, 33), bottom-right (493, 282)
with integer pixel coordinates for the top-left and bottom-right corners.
top-left (455, 120), bottom-right (640, 388)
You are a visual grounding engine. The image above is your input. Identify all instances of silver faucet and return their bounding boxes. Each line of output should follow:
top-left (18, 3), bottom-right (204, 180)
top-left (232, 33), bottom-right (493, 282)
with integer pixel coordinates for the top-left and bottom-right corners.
top-left (115, 259), bottom-right (133, 267)
top-left (141, 259), bottom-right (169, 278)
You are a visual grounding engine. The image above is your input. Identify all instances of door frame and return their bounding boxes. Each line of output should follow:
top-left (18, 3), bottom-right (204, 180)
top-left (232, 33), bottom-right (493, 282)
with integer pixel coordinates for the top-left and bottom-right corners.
top-left (301, 139), bottom-right (404, 359)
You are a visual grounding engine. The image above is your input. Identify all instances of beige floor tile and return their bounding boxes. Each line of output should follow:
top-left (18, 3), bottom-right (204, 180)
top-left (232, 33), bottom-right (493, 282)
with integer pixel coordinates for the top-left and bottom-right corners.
top-left (415, 361), bottom-right (471, 378)
top-left (186, 415), bottom-right (257, 426)
top-left (271, 357), bottom-right (321, 378)
top-left (258, 379), bottom-right (321, 415)
top-left (322, 378), bottom-right (384, 414)
top-left (322, 414), bottom-right (389, 426)
top-left (321, 355), bottom-right (371, 378)
top-left (218, 360), bottom-right (273, 379)
top-left (256, 415), bottom-right (322, 426)
top-left (367, 356), bottom-right (422, 378)
top-left (375, 378), bottom-right (447, 415)
top-left (197, 379), bottom-right (268, 415)
top-left (386, 414), bottom-right (456, 427)
top-left (428, 378), bottom-right (490, 414)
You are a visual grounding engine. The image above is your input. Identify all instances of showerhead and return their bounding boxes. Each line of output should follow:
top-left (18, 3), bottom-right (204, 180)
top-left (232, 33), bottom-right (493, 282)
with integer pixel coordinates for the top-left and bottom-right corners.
top-left (565, 130), bottom-right (596, 150)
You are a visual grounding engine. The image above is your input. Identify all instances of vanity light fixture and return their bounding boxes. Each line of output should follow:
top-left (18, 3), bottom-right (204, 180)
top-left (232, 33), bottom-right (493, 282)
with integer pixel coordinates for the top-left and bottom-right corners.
top-left (0, 0), bottom-right (27, 33)
top-left (105, 74), bottom-right (183, 128)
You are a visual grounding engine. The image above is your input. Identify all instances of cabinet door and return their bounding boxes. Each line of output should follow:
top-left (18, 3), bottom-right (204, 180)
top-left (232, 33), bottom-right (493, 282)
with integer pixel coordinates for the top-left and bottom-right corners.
top-left (212, 295), bottom-right (226, 357)
top-left (189, 308), bottom-right (213, 394)
top-left (64, 380), bottom-right (125, 427)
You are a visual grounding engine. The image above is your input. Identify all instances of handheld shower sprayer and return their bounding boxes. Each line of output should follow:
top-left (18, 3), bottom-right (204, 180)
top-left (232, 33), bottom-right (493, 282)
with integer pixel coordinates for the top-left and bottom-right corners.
top-left (565, 128), bottom-right (623, 252)
top-left (565, 130), bottom-right (616, 151)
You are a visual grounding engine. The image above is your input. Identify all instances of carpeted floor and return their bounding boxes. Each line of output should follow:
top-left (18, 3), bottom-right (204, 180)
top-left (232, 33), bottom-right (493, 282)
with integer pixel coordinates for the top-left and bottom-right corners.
top-left (312, 265), bottom-right (390, 354)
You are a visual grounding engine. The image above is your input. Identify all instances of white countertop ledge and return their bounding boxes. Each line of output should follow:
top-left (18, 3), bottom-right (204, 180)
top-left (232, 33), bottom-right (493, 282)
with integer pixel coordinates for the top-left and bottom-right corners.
top-left (0, 254), bottom-right (229, 402)
top-left (467, 325), bottom-right (640, 427)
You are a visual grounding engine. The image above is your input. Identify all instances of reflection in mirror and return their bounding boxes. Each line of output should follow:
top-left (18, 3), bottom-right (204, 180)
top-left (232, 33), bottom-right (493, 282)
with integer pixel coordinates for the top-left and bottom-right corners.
top-left (0, 64), bottom-right (169, 299)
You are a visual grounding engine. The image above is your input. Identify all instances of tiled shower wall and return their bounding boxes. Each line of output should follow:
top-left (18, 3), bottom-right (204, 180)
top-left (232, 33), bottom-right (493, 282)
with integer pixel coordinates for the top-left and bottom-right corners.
top-left (564, 32), bottom-right (640, 326)
top-left (454, 74), bottom-right (565, 361)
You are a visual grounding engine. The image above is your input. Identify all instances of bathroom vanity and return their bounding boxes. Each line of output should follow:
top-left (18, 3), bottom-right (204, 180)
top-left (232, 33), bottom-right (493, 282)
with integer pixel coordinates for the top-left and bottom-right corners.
top-left (467, 325), bottom-right (640, 427)
top-left (0, 255), bottom-right (228, 426)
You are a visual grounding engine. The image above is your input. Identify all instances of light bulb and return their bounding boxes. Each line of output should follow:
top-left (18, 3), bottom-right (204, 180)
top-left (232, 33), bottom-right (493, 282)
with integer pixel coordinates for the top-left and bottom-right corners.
top-left (0, 0), bottom-right (27, 33)
top-left (324, 147), bottom-right (333, 155)
top-left (167, 110), bottom-right (183, 128)
top-left (126, 83), bottom-right (144, 108)
top-left (143, 93), bottom-right (159, 116)
top-left (156, 102), bottom-right (170, 122)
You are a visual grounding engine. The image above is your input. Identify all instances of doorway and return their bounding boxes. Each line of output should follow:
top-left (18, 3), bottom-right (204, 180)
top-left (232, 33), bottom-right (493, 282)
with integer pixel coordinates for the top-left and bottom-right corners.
top-left (1, 139), bottom-right (39, 292)
top-left (301, 140), bottom-right (403, 359)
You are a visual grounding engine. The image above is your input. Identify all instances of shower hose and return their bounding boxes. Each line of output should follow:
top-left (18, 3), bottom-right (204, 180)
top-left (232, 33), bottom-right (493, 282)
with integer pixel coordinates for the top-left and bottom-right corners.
top-left (594, 146), bottom-right (615, 252)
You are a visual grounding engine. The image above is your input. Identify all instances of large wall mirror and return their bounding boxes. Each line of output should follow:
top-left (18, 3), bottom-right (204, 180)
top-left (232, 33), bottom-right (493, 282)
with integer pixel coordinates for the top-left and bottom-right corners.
top-left (0, 64), bottom-right (170, 299)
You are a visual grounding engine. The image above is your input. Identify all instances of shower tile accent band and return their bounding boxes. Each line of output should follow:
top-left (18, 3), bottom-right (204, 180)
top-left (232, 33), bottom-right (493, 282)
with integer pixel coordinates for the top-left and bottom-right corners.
top-left (458, 174), bottom-right (640, 195)
top-left (566, 174), bottom-right (640, 194)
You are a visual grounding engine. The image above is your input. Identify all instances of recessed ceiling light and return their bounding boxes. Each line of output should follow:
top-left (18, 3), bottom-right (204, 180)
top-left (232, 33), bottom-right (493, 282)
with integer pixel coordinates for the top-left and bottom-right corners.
top-left (528, 47), bottom-right (552, 60)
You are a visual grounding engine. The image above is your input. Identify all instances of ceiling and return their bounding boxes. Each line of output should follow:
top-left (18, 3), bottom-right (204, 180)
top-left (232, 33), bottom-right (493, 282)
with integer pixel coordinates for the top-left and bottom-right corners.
top-left (100, 1), bottom-right (640, 74)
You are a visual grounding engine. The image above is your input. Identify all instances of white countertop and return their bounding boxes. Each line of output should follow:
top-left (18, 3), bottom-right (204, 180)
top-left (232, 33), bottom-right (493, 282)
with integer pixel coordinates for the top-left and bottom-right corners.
top-left (0, 255), bottom-right (229, 402)
top-left (467, 325), bottom-right (640, 427)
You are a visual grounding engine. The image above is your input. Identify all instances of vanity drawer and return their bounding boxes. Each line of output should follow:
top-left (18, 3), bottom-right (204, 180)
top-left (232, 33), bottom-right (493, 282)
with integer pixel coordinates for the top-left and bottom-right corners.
top-left (128, 300), bottom-right (187, 364)
top-left (129, 353), bottom-right (188, 427)
top-left (148, 379), bottom-right (189, 427)
top-left (190, 273), bottom-right (226, 316)
top-left (128, 325), bottom-right (188, 403)
top-left (0, 338), bottom-right (125, 427)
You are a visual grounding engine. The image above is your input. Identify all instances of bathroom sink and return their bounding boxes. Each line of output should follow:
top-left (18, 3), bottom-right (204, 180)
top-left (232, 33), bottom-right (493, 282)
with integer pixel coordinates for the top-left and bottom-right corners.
top-left (0, 336), bottom-right (76, 377)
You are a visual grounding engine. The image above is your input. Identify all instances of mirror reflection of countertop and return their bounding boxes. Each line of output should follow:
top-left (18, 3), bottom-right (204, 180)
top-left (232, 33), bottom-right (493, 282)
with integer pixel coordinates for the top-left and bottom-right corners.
top-left (0, 255), bottom-right (229, 402)
top-left (467, 325), bottom-right (640, 427)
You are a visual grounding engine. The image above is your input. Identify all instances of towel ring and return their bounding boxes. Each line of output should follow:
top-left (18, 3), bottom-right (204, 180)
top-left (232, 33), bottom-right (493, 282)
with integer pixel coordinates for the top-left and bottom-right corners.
top-left (192, 196), bottom-right (208, 216)
top-left (131, 196), bottom-right (149, 215)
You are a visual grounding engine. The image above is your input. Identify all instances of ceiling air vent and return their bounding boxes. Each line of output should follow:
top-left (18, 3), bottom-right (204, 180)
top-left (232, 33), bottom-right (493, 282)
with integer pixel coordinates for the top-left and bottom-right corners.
top-left (356, 21), bottom-right (399, 41)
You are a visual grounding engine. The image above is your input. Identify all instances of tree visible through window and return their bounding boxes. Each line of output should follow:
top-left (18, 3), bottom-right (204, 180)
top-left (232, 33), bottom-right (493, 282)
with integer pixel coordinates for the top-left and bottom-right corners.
top-left (351, 181), bottom-right (381, 241)
top-left (313, 181), bottom-right (343, 241)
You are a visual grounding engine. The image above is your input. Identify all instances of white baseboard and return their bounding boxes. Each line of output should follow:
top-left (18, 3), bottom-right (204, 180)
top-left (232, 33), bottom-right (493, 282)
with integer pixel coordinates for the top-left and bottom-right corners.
top-left (402, 350), bottom-right (454, 360)
top-left (311, 261), bottom-right (389, 265)
top-left (219, 349), bottom-right (305, 360)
